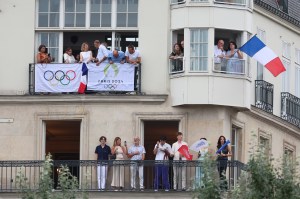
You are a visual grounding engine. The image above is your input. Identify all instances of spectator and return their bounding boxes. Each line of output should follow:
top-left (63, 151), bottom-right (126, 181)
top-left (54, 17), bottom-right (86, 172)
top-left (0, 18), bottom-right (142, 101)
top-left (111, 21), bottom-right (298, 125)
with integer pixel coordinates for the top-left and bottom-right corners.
top-left (169, 43), bottom-right (184, 72)
top-left (225, 41), bottom-right (243, 73)
top-left (195, 138), bottom-right (208, 189)
top-left (127, 136), bottom-right (146, 191)
top-left (216, 135), bottom-right (232, 190)
top-left (94, 40), bottom-right (109, 66)
top-left (171, 132), bottom-right (188, 191)
top-left (108, 50), bottom-right (125, 64)
top-left (36, 44), bottom-right (51, 63)
top-left (125, 44), bottom-right (141, 91)
top-left (63, 47), bottom-right (76, 64)
top-left (153, 136), bottom-right (173, 192)
top-left (79, 42), bottom-right (93, 64)
top-left (95, 136), bottom-right (111, 191)
top-left (111, 137), bottom-right (127, 191)
top-left (214, 39), bottom-right (226, 71)
top-left (180, 40), bottom-right (184, 54)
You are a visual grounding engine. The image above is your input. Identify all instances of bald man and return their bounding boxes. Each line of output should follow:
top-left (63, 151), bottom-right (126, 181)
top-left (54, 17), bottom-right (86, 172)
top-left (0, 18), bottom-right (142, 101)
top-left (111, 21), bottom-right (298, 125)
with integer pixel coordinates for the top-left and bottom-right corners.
top-left (108, 50), bottom-right (125, 64)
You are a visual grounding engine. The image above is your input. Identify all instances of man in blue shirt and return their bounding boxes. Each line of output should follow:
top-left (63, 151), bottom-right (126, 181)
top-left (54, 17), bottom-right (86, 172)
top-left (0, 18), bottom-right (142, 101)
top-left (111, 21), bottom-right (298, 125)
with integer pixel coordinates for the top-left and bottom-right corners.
top-left (95, 136), bottom-right (111, 190)
top-left (108, 50), bottom-right (125, 64)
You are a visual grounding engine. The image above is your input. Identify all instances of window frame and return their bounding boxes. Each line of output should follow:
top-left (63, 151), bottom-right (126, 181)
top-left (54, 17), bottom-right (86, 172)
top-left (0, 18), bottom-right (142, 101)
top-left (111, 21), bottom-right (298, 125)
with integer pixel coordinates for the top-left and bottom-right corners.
top-left (64, 0), bottom-right (87, 28)
top-left (258, 130), bottom-right (272, 158)
top-left (90, 0), bottom-right (112, 27)
top-left (37, 0), bottom-right (60, 28)
top-left (116, 0), bottom-right (139, 28)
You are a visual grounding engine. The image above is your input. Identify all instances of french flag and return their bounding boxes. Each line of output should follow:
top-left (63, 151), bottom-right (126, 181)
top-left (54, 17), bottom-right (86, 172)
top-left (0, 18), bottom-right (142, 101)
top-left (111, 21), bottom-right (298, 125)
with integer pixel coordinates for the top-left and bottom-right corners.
top-left (239, 35), bottom-right (286, 77)
top-left (78, 63), bottom-right (88, 94)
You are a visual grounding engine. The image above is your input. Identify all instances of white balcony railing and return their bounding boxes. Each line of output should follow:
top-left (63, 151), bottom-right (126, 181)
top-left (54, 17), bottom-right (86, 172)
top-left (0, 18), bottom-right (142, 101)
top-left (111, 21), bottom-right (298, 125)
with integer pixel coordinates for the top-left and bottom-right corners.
top-left (170, 0), bottom-right (186, 5)
top-left (214, 0), bottom-right (246, 6)
top-left (213, 58), bottom-right (246, 75)
top-left (169, 57), bottom-right (185, 74)
top-left (171, 0), bottom-right (250, 7)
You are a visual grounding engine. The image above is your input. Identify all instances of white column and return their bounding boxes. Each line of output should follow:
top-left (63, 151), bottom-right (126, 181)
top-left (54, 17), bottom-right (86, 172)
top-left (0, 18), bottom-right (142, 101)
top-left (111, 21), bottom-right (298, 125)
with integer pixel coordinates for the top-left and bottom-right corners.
top-left (112, 31), bottom-right (116, 50)
top-left (184, 28), bottom-right (189, 74)
top-left (60, 0), bottom-right (64, 29)
top-left (86, 0), bottom-right (90, 29)
top-left (111, 0), bottom-right (117, 28)
top-left (208, 27), bottom-right (215, 74)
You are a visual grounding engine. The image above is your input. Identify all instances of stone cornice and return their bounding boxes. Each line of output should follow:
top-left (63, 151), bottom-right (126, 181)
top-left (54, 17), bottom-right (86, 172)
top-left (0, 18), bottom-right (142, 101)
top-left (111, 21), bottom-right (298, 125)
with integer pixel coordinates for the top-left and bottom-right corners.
top-left (246, 105), bottom-right (300, 138)
top-left (0, 94), bottom-right (168, 104)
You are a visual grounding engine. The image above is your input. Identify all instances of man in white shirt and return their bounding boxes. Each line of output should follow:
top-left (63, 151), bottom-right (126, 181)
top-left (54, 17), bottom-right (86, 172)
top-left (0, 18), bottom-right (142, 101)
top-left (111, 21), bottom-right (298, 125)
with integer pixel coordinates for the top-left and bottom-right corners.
top-left (94, 40), bottom-right (109, 66)
top-left (171, 132), bottom-right (188, 191)
top-left (214, 39), bottom-right (226, 71)
top-left (125, 44), bottom-right (141, 91)
top-left (153, 136), bottom-right (173, 191)
top-left (127, 136), bottom-right (146, 191)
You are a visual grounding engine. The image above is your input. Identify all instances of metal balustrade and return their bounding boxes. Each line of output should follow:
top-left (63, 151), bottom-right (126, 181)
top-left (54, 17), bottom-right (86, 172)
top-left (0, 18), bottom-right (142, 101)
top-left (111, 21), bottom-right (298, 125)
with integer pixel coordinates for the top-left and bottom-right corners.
top-left (0, 160), bottom-right (246, 192)
top-left (281, 92), bottom-right (300, 128)
top-left (255, 80), bottom-right (274, 114)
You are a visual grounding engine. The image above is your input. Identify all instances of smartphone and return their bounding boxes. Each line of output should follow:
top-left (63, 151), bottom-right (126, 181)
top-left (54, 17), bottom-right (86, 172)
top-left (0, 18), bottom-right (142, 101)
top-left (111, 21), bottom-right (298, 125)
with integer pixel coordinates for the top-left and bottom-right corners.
top-left (124, 141), bottom-right (127, 146)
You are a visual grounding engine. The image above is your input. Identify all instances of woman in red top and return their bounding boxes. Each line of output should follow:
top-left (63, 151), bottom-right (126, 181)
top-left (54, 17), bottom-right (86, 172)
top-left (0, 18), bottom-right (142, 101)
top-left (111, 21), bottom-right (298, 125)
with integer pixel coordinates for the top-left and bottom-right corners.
top-left (36, 44), bottom-right (51, 63)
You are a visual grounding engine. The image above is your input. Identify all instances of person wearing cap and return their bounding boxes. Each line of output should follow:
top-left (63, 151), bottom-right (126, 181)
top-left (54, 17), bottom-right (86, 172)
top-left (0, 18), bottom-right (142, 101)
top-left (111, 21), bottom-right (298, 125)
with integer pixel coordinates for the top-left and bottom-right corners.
top-left (95, 136), bottom-right (111, 190)
top-left (127, 136), bottom-right (146, 191)
top-left (153, 136), bottom-right (173, 192)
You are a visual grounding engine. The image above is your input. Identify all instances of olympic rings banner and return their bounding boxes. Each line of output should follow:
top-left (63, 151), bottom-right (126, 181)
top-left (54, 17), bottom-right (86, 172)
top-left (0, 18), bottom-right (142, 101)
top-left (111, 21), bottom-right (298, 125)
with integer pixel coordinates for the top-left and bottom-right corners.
top-left (35, 63), bottom-right (82, 92)
top-left (87, 63), bottom-right (134, 91)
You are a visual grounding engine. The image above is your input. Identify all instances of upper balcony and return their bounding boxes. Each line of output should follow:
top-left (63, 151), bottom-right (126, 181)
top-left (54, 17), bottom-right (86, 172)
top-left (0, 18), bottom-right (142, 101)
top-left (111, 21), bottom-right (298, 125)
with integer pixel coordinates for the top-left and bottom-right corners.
top-left (169, 29), bottom-right (251, 109)
top-left (169, 0), bottom-right (253, 32)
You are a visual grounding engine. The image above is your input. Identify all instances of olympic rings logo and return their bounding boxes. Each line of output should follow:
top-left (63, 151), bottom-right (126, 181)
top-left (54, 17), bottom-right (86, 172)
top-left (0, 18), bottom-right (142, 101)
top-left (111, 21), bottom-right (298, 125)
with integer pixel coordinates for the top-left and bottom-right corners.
top-left (104, 84), bottom-right (118, 90)
top-left (43, 70), bottom-right (77, 86)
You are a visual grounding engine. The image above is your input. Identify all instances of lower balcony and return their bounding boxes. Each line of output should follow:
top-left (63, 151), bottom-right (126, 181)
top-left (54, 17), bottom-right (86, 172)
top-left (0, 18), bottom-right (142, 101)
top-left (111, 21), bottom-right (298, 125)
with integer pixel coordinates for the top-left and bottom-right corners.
top-left (281, 92), bottom-right (300, 128)
top-left (0, 160), bottom-right (245, 193)
top-left (255, 80), bottom-right (274, 114)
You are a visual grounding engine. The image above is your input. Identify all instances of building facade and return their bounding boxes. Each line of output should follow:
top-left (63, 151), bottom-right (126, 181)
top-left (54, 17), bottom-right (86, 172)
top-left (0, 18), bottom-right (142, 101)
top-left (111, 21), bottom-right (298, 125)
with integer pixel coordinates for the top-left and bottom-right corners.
top-left (0, 0), bottom-right (300, 193)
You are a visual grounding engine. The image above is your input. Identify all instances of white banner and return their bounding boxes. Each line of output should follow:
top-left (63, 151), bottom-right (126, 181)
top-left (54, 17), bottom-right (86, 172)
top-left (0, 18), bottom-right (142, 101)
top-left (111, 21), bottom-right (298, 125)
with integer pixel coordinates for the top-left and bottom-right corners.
top-left (35, 63), bottom-right (82, 92)
top-left (87, 63), bottom-right (135, 91)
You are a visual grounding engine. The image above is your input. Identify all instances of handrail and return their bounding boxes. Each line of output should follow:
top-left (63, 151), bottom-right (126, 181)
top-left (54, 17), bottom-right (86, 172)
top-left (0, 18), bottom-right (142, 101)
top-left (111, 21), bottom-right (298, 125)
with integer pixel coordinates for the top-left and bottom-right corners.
top-left (255, 80), bottom-right (274, 114)
top-left (213, 58), bottom-right (246, 75)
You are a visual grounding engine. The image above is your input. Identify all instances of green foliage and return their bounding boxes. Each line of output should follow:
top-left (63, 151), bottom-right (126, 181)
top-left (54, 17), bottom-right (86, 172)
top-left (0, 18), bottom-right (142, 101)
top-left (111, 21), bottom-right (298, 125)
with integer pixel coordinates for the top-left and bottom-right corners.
top-left (231, 133), bottom-right (300, 199)
top-left (193, 153), bottom-right (221, 199)
top-left (16, 154), bottom-right (88, 199)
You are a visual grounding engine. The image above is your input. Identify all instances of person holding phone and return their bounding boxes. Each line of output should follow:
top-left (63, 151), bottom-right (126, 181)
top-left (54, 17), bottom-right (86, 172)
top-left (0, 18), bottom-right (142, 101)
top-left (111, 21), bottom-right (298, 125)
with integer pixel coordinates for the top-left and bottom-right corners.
top-left (111, 137), bottom-right (127, 191)
top-left (127, 136), bottom-right (146, 191)
top-left (153, 136), bottom-right (173, 192)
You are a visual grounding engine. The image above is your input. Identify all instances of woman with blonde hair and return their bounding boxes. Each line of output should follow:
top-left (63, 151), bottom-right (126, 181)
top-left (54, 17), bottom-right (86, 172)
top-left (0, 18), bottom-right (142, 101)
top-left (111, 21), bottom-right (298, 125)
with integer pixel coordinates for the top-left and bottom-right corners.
top-left (79, 42), bottom-right (93, 64)
top-left (111, 137), bottom-right (127, 191)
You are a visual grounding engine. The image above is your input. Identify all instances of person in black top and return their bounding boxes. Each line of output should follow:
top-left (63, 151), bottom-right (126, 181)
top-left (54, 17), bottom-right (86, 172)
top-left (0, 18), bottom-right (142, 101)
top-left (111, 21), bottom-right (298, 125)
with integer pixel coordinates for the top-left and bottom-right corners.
top-left (95, 136), bottom-right (111, 190)
top-left (216, 135), bottom-right (232, 190)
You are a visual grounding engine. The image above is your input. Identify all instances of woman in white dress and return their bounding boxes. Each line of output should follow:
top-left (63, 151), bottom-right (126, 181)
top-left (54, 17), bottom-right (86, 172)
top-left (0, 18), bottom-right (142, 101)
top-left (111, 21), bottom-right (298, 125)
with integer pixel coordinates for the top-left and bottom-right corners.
top-left (63, 47), bottom-right (76, 63)
top-left (79, 42), bottom-right (93, 64)
top-left (111, 137), bottom-right (127, 191)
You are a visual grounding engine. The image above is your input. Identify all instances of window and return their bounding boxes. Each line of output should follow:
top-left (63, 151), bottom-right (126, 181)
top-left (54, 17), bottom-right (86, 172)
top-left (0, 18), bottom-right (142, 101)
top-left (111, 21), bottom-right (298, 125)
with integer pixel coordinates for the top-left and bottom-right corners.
top-left (296, 49), bottom-right (300, 97)
top-left (190, 29), bottom-right (208, 71)
top-left (90, 0), bottom-right (112, 27)
top-left (257, 28), bottom-right (266, 80)
top-left (284, 142), bottom-right (296, 164)
top-left (117, 0), bottom-right (138, 27)
top-left (277, 0), bottom-right (288, 13)
top-left (259, 131), bottom-right (271, 158)
top-left (282, 60), bottom-right (290, 92)
top-left (38, 0), bottom-right (60, 27)
top-left (282, 41), bottom-right (291, 60)
top-left (37, 33), bottom-right (59, 63)
top-left (65, 0), bottom-right (86, 27)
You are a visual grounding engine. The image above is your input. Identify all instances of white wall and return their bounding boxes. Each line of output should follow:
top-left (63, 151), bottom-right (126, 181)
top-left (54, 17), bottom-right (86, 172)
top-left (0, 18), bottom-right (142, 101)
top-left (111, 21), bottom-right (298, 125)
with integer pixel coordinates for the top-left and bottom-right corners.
top-left (0, 0), bottom-right (35, 94)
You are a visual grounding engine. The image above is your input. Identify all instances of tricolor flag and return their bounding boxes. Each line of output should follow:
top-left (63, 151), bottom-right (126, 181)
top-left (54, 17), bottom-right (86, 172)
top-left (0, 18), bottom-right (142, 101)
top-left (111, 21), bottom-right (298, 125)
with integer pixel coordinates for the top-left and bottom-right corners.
top-left (78, 63), bottom-right (88, 94)
top-left (239, 35), bottom-right (286, 77)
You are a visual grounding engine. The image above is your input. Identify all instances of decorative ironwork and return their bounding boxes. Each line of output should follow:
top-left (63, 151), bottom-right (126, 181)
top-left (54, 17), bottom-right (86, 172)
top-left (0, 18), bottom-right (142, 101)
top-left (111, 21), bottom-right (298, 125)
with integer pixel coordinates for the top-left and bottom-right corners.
top-left (281, 92), bottom-right (300, 128)
top-left (255, 80), bottom-right (274, 114)
top-left (0, 159), bottom-right (246, 192)
top-left (254, 0), bottom-right (300, 28)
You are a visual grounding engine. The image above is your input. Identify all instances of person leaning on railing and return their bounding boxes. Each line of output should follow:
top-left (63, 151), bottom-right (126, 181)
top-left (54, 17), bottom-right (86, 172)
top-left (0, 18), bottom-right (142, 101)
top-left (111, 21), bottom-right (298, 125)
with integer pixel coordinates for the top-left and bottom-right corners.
top-left (214, 39), bottom-right (226, 71)
top-left (36, 44), bottom-right (52, 63)
top-left (225, 41), bottom-right (243, 73)
top-left (169, 43), bottom-right (183, 72)
top-left (125, 44), bottom-right (141, 91)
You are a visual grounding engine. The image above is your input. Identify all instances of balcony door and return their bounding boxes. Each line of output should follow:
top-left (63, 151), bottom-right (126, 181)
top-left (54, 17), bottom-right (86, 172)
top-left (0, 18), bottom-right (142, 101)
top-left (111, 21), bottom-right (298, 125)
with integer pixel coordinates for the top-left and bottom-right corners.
top-left (45, 120), bottom-right (80, 188)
